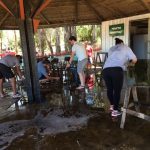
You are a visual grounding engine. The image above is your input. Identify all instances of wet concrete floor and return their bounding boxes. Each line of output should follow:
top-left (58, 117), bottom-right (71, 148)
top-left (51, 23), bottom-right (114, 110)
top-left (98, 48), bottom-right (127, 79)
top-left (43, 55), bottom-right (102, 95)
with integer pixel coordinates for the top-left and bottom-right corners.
top-left (0, 73), bottom-right (150, 150)
top-left (1, 105), bottom-right (150, 150)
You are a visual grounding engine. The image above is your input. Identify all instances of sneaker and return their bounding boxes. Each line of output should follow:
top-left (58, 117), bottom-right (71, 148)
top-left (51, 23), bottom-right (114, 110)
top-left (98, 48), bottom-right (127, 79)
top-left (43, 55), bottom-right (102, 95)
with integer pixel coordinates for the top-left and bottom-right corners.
top-left (0, 92), bottom-right (8, 98)
top-left (12, 93), bottom-right (21, 99)
top-left (0, 94), bottom-right (5, 98)
top-left (111, 110), bottom-right (122, 117)
top-left (76, 85), bottom-right (85, 90)
top-left (109, 105), bottom-right (114, 112)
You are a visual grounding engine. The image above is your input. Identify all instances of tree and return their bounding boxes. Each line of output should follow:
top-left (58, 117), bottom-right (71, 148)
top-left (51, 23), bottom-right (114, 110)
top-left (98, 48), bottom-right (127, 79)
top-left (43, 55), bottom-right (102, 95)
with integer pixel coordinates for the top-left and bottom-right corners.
top-left (64, 26), bottom-right (70, 52)
top-left (43, 29), bottom-right (54, 55)
top-left (55, 28), bottom-right (61, 53)
top-left (35, 29), bottom-right (47, 54)
top-left (76, 25), bottom-right (92, 42)
top-left (14, 30), bottom-right (18, 53)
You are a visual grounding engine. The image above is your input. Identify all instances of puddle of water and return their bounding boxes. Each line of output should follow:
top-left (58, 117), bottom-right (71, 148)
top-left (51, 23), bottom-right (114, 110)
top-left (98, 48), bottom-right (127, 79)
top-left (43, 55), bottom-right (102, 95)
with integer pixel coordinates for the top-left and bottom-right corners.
top-left (4, 113), bottom-right (150, 150)
top-left (0, 108), bottom-right (94, 150)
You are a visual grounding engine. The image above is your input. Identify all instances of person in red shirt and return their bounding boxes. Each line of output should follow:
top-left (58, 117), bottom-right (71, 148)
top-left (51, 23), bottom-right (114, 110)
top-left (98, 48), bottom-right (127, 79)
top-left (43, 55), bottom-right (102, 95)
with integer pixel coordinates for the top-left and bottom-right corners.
top-left (85, 41), bottom-right (93, 65)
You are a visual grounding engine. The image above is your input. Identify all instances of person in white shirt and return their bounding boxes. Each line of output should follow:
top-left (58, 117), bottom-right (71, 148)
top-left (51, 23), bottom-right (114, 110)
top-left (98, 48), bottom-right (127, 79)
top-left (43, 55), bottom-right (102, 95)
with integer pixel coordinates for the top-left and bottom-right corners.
top-left (67, 36), bottom-right (88, 89)
top-left (102, 38), bottom-right (137, 117)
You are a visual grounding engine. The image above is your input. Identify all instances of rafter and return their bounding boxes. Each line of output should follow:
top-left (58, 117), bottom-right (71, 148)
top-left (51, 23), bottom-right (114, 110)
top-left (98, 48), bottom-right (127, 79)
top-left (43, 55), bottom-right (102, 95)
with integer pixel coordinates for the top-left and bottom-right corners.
top-left (40, 13), bottom-right (52, 24)
top-left (0, 3), bottom-right (16, 27)
top-left (100, 3), bottom-right (126, 18)
top-left (19, 0), bottom-right (25, 20)
top-left (29, 1), bottom-right (52, 25)
top-left (0, 0), bottom-right (15, 16)
top-left (31, 0), bottom-right (52, 18)
top-left (39, 20), bottom-right (100, 28)
top-left (112, 7), bottom-right (127, 17)
top-left (0, 12), bottom-right (9, 27)
top-left (33, 19), bottom-right (40, 33)
top-left (84, 0), bottom-right (104, 22)
top-left (74, 0), bottom-right (78, 23)
top-left (140, 0), bottom-right (150, 11)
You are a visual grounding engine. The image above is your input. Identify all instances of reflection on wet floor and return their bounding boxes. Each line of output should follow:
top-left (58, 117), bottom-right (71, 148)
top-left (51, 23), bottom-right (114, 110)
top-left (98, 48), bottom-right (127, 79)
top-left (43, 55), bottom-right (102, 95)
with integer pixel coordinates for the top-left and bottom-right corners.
top-left (0, 69), bottom-right (150, 150)
top-left (62, 71), bottom-right (105, 108)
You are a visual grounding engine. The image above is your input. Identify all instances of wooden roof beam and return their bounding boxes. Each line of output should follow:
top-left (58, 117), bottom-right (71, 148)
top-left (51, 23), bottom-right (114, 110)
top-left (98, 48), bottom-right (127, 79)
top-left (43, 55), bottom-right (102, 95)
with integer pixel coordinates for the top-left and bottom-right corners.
top-left (99, 3), bottom-right (124, 18)
top-left (112, 7), bottom-right (127, 17)
top-left (140, 0), bottom-right (150, 12)
top-left (106, 2), bottom-right (127, 17)
top-left (40, 13), bottom-right (52, 25)
top-left (19, 0), bottom-right (25, 20)
top-left (31, 0), bottom-right (52, 18)
top-left (29, 1), bottom-right (52, 25)
top-left (0, 3), bottom-right (16, 27)
top-left (84, 0), bottom-right (104, 22)
top-left (0, 0), bottom-right (15, 17)
top-left (0, 12), bottom-right (9, 27)
top-left (39, 20), bottom-right (100, 28)
top-left (74, 0), bottom-right (78, 23)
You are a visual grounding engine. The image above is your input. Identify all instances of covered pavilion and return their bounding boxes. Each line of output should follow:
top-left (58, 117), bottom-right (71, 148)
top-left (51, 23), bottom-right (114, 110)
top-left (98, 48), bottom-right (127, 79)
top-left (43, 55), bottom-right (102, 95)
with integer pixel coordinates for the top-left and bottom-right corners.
top-left (0, 0), bottom-right (150, 102)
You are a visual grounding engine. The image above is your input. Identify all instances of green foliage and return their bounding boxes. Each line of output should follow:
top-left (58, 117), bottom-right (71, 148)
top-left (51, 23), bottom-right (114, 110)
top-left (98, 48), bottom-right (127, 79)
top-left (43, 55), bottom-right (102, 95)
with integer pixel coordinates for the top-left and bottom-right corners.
top-left (8, 40), bottom-right (15, 50)
top-left (34, 33), bottom-right (39, 48)
top-left (0, 25), bottom-right (101, 54)
top-left (76, 25), bottom-right (92, 42)
top-left (76, 25), bottom-right (101, 44)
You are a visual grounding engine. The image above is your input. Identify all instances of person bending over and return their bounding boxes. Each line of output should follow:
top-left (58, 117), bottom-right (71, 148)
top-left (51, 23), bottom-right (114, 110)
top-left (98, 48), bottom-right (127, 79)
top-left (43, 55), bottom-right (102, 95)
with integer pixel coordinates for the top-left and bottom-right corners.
top-left (0, 55), bottom-right (24, 98)
top-left (102, 38), bottom-right (137, 117)
top-left (37, 59), bottom-right (59, 82)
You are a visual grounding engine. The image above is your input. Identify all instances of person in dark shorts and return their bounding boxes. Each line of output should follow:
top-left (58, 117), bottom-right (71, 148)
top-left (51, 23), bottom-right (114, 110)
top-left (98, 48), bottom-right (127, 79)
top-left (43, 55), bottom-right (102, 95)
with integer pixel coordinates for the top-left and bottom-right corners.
top-left (0, 55), bottom-right (23, 98)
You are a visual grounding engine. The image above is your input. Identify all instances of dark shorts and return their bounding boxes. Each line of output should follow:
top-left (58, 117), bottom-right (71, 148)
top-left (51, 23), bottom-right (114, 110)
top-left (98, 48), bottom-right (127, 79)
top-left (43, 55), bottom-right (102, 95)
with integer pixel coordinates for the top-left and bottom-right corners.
top-left (0, 63), bottom-right (14, 79)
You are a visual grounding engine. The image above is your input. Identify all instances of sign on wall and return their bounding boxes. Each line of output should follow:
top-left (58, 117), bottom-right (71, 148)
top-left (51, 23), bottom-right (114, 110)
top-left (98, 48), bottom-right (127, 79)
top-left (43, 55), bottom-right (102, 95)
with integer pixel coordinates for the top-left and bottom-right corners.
top-left (109, 23), bottom-right (124, 36)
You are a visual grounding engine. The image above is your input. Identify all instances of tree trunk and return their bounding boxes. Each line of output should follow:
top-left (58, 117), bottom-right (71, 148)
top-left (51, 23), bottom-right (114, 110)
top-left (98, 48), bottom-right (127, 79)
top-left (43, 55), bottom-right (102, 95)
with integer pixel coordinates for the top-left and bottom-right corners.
top-left (71, 26), bottom-right (76, 37)
top-left (43, 29), bottom-right (54, 55)
top-left (64, 26), bottom-right (76, 52)
top-left (64, 26), bottom-right (71, 52)
top-left (37, 29), bottom-right (46, 54)
top-left (7, 33), bottom-right (10, 49)
top-left (55, 28), bottom-right (61, 53)
top-left (14, 30), bottom-right (18, 54)
top-left (92, 25), bottom-right (96, 43)
top-left (37, 29), bottom-right (42, 52)
top-left (41, 29), bottom-right (46, 55)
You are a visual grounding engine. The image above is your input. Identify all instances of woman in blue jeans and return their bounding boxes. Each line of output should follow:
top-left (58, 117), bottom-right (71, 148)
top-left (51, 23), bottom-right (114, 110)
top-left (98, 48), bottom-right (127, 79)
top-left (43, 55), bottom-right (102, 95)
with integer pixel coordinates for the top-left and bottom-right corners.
top-left (102, 38), bottom-right (137, 117)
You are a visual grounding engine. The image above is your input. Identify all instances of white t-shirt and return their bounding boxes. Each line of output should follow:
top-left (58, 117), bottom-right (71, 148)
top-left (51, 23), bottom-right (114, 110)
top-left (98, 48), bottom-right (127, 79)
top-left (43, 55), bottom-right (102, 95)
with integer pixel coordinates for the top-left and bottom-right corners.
top-left (103, 44), bottom-right (137, 70)
top-left (72, 42), bottom-right (87, 61)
